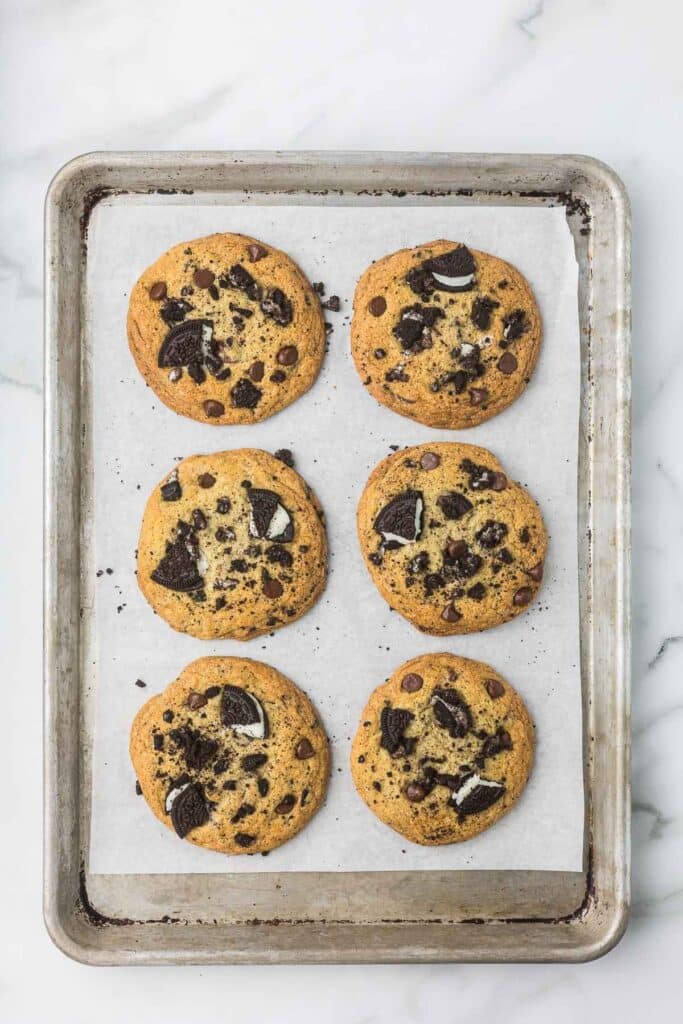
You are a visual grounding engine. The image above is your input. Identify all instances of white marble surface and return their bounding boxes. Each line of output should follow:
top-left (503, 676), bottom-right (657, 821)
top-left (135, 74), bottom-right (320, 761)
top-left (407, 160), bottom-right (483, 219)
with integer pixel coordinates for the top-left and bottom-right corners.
top-left (1, 0), bottom-right (679, 1019)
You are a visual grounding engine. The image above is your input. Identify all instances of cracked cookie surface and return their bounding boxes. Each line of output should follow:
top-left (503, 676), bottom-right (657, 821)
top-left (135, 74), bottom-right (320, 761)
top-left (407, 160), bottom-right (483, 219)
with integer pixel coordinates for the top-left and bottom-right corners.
top-left (351, 652), bottom-right (534, 844)
top-left (128, 232), bottom-right (325, 424)
top-left (131, 657), bottom-right (330, 855)
top-left (137, 448), bottom-right (327, 639)
top-left (357, 442), bottom-right (546, 635)
top-left (351, 240), bottom-right (541, 428)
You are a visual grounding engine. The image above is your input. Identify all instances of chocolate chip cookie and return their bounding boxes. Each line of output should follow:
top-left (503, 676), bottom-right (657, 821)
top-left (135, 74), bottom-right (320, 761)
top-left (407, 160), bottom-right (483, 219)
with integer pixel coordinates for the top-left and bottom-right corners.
top-left (351, 240), bottom-right (541, 428)
top-left (137, 448), bottom-right (327, 639)
top-left (128, 232), bottom-right (325, 424)
top-left (351, 653), bottom-right (534, 844)
top-left (131, 656), bottom-right (330, 855)
top-left (357, 442), bottom-right (546, 634)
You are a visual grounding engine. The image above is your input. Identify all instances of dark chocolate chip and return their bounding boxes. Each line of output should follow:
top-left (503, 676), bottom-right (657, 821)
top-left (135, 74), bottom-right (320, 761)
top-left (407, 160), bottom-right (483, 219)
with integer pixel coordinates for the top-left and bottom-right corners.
top-left (420, 451), bottom-right (440, 471)
top-left (198, 473), bottom-right (216, 489)
top-left (187, 691), bottom-right (208, 710)
top-left (295, 738), bottom-right (314, 760)
top-left (499, 547), bottom-right (513, 564)
top-left (277, 345), bottom-right (298, 366)
top-left (492, 472), bottom-right (508, 491)
top-left (368, 296), bottom-right (387, 316)
top-left (234, 833), bottom-right (256, 848)
top-left (149, 281), bottom-right (167, 301)
top-left (231, 377), bottom-right (262, 409)
top-left (528, 562), bottom-right (544, 582)
top-left (401, 673), bottom-right (423, 693)
top-left (153, 732), bottom-right (164, 751)
top-left (275, 794), bottom-right (296, 815)
top-left (485, 678), bottom-right (505, 699)
top-left (441, 603), bottom-right (462, 623)
top-left (513, 586), bottom-right (533, 606)
top-left (469, 387), bottom-right (489, 406)
top-left (249, 360), bottom-right (264, 382)
top-left (204, 686), bottom-right (221, 699)
top-left (270, 370), bottom-right (286, 383)
top-left (193, 268), bottom-right (215, 288)
top-left (203, 400), bottom-right (225, 418)
top-left (263, 576), bottom-right (284, 599)
top-left (162, 710), bottom-right (174, 723)
top-left (247, 243), bottom-right (268, 262)
top-left (404, 782), bottom-right (427, 802)
top-left (497, 351), bottom-right (518, 374)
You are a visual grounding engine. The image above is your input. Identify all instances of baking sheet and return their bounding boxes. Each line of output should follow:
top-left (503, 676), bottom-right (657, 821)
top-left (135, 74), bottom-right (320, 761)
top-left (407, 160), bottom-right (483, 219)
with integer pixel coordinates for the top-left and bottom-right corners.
top-left (87, 198), bottom-right (582, 874)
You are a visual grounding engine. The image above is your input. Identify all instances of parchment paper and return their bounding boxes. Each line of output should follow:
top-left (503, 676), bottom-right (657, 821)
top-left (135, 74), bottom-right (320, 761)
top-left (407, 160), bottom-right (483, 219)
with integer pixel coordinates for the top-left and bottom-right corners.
top-left (87, 197), bottom-right (583, 873)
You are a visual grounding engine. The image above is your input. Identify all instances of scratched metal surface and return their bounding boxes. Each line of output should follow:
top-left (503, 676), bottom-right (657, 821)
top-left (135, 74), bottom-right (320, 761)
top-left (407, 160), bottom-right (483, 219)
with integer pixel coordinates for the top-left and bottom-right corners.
top-left (43, 152), bottom-right (630, 963)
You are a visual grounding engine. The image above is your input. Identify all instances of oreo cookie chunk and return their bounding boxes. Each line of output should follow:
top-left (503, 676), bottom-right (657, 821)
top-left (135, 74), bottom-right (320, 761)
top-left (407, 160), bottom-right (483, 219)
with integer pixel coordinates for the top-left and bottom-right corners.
top-left (127, 232), bottom-right (325, 425)
top-left (351, 652), bottom-right (534, 845)
top-left (137, 448), bottom-right (327, 640)
top-left (357, 442), bottom-right (546, 635)
top-left (351, 239), bottom-right (542, 428)
top-left (131, 656), bottom-right (330, 855)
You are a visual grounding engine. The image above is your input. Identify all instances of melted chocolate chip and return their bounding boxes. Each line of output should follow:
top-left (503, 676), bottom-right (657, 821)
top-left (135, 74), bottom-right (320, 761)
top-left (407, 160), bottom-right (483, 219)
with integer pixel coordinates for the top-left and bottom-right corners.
top-left (193, 268), bottom-right (215, 288)
top-left (513, 586), bottom-right (533, 606)
top-left (247, 243), bottom-right (268, 262)
top-left (203, 399), bottom-right (225, 418)
top-left (275, 794), bottom-right (296, 815)
top-left (441, 603), bottom-right (462, 623)
top-left (520, 559), bottom-right (543, 585)
top-left (401, 673), bottom-right (423, 693)
top-left (404, 782), bottom-right (427, 802)
top-left (198, 473), bottom-right (216, 489)
top-left (262, 574), bottom-right (284, 599)
top-left (469, 387), bottom-right (489, 406)
top-left (420, 451), bottom-right (440, 471)
top-left (249, 360), bottom-right (264, 382)
top-left (149, 281), bottom-right (167, 301)
top-left (295, 738), bottom-right (314, 760)
top-left (497, 351), bottom-right (518, 374)
top-left (187, 691), bottom-right (208, 710)
top-left (485, 678), bottom-right (505, 699)
top-left (368, 296), bottom-right (387, 316)
top-left (277, 345), bottom-right (298, 366)
top-left (231, 378), bottom-right (262, 409)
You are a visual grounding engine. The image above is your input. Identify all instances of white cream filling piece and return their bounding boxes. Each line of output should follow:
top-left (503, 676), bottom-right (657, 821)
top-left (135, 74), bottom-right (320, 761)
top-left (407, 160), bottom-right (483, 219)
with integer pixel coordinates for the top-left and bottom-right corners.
top-left (432, 271), bottom-right (474, 289)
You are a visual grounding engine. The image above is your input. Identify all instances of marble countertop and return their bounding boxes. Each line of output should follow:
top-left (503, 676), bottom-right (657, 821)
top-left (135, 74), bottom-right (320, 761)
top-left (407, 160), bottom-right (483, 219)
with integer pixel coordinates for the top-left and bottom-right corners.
top-left (2, 0), bottom-right (679, 1019)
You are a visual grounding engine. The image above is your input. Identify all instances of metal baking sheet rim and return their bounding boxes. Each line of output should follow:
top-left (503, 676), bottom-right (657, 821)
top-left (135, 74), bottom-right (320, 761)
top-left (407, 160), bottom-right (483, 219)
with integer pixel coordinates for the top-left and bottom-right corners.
top-left (43, 151), bottom-right (631, 965)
